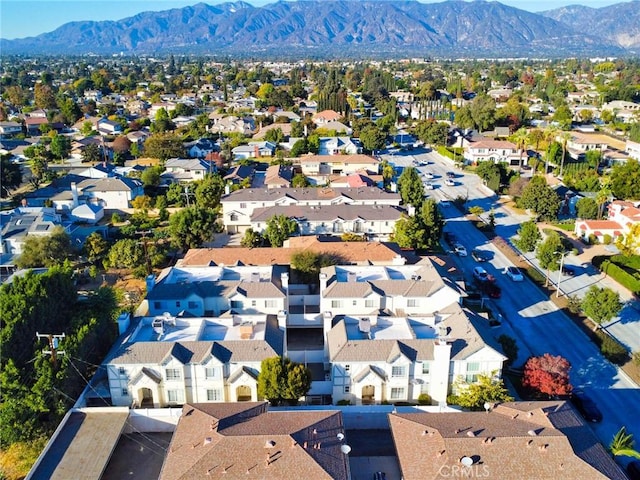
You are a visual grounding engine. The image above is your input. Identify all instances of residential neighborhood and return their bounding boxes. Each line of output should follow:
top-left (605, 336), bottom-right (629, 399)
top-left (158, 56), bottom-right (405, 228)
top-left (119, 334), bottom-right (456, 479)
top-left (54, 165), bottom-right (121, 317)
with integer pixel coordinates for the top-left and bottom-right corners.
top-left (1, 54), bottom-right (640, 480)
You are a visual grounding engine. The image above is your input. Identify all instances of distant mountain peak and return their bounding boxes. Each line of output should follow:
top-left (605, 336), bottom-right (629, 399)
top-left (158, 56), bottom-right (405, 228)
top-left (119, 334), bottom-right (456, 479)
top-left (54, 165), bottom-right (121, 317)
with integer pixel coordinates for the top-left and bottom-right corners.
top-left (0, 0), bottom-right (628, 57)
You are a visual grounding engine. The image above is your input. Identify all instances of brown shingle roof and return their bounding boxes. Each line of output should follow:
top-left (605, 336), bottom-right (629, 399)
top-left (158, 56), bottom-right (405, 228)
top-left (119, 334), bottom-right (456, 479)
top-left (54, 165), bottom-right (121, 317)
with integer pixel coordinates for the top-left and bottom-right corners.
top-left (160, 403), bottom-right (349, 480)
top-left (178, 240), bottom-right (406, 267)
top-left (389, 402), bottom-right (626, 480)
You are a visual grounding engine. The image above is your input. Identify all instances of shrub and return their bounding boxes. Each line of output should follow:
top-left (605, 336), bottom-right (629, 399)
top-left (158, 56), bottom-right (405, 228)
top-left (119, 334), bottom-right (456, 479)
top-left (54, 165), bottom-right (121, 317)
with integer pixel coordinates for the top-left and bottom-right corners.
top-left (418, 393), bottom-right (432, 405)
top-left (601, 261), bottom-right (640, 295)
top-left (600, 334), bottom-right (629, 365)
top-left (336, 399), bottom-right (351, 406)
top-left (111, 212), bottom-right (122, 224)
top-left (566, 295), bottom-right (582, 315)
top-left (446, 394), bottom-right (460, 406)
top-left (588, 234), bottom-right (598, 244)
top-left (603, 234), bottom-right (612, 245)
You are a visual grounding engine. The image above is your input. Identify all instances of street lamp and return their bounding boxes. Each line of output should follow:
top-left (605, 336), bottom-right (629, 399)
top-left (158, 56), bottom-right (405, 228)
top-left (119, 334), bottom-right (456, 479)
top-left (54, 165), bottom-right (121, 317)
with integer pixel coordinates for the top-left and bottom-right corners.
top-left (555, 250), bottom-right (569, 298)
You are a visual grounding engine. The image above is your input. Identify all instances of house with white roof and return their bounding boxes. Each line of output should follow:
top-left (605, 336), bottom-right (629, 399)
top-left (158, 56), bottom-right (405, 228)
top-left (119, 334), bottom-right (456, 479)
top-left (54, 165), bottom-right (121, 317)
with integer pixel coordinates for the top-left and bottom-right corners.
top-left (220, 186), bottom-right (401, 234)
top-left (318, 137), bottom-right (362, 156)
top-left (162, 158), bottom-right (215, 184)
top-left (319, 263), bottom-right (505, 405)
top-left (465, 139), bottom-right (523, 166)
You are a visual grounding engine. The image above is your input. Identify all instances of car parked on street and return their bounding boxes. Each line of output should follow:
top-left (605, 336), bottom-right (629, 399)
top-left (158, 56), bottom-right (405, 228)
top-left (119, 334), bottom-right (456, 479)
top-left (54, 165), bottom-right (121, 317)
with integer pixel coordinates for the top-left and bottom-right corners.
top-left (478, 281), bottom-right (501, 298)
top-left (504, 266), bottom-right (524, 282)
top-left (562, 265), bottom-right (576, 276)
top-left (454, 244), bottom-right (468, 257)
top-left (424, 171), bottom-right (434, 179)
top-left (446, 171), bottom-right (455, 178)
top-left (444, 232), bottom-right (457, 246)
top-left (445, 178), bottom-right (455, 186)
top-left (471, 249), bottom-right (489, 262)
top-left (425, 182), bottom-right (434, 190)
top-left (473, 266), bottom-right (490, 282)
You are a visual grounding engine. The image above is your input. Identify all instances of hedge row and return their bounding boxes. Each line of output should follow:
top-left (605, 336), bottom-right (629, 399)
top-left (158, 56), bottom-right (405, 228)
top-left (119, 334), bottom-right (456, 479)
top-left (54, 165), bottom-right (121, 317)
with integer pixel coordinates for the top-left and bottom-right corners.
top-left (601, 260), bottom-right (640, 295)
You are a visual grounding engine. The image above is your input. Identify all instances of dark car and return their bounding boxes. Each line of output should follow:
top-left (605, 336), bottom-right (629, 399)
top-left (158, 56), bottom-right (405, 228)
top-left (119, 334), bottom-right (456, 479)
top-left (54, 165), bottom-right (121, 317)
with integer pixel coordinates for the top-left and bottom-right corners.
top-left (571, 391), bottom-right (602, 423)
top-left (446, 171), bottom-right (455, 179)
top-left (444, 232), bottom-right (457, 246)
top-left (373, 473), bottom-right (387, 480)
top-left (471, 249), bottom-right (489, 262)
top-left (479, 281), bottom-right (501, 299)
top-left (562, 265), bottom-right (576, 276)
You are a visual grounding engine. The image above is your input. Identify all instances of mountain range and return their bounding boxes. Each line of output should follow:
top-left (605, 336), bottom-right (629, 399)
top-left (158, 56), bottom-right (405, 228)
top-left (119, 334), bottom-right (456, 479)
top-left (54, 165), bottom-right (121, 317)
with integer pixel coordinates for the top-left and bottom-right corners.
top-left (1, 0), bottom-right (638, 57)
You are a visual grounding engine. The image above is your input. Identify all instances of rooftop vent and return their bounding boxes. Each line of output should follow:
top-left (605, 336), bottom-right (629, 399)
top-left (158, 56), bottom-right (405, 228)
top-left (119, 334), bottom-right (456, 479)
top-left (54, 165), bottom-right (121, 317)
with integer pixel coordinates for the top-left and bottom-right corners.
top-left (346, 271), bottom-right (357, 282)
top-left (264, 440), bottom-right (276, 448)
top-left (466, 431), bottom-right (476, 437)
top-left (460, 457), bottom-right (473, 467)
top-left (527, 430), bottom-right (537, 437)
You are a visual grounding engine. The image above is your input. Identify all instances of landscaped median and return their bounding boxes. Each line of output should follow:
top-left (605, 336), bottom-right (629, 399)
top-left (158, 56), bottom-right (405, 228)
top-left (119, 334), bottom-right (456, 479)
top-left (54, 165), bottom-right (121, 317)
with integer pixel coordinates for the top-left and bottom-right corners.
top-left (490, 236), bottom-right (640, 386)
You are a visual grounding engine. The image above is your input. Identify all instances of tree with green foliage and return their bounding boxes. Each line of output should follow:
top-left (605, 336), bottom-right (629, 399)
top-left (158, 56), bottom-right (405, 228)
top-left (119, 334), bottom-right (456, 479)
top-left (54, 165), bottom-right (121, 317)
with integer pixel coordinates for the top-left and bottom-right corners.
top-left (143, 133), bottom-right (184, 161)
top-left (610, 427), bottom-right (640, 460)
top-left (106, 239), bottom-right (145, 269)
top-left (169, 207), bottom-right (217, 251)
top-left (264, 127), bottom-right (284, 144)
top-left (49, 134), bottom-right (71, 162)
top-left (359, 125), bottom-right (387, 152)
top-left (15, 227), bottom-right (74, 268)
top-left (264, 214), bottom-right (297, 247)
top-left (0, 267), bottom-right (118, 446)
top-left (519, 176), bottom-right (561, 221)
top-left (381, 160), bottom-right (395, 187)
top-left (194, 174), bottom-right (225, 210)
top-left (83, 232), bottom-right (110, 265)
top-left (81, 143), bottom-right (101, 163)
top-left (290, 121), bottom-right (304, 138)
top-left (257, 357), bottom-right (312, 406)
top-left (610, 159), bottom-right (640, 200)
top-left (392, 199), bottom-right (443, 250)
top-left (291, 173), bottom-right (310, 188)
top-left (166, 182), bottom-right (185, 206)
top-left (536, 231), bottom-right (565, 286)
top-left (514, 221), bottom-right (541, 252)
top-left (581, 286), bottom-right (622, 329)
top-left (450, 373), bottom-right (513, 410)
top-left (398, 167), bottom-right (424, 208)
top-left (575, 197), bottom-right (598, 219)
top-left (240, 228), bottom-right (263, 248)
top-left (475, 161), bottom-right (504, 192)
top-left (414, 120), bottom-right (448, 146)
top-left (140, 165), bottom-right (164, 187)
top-left (290, 138), bottom-right (308, 157)
top-left (1, 154), bottom-right (22, 197)
top-left (629, 123), bottom-right (640, 143)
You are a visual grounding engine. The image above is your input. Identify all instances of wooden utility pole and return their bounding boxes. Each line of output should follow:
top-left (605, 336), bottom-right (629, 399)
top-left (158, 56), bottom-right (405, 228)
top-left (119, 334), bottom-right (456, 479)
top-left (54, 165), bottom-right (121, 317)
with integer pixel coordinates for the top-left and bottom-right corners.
top-left (36, 332), bottom-right (66, 368)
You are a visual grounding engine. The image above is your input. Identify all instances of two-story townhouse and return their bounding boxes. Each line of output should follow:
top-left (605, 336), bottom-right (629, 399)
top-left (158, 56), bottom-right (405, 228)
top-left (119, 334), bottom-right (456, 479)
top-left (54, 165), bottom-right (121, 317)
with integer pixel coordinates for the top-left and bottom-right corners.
top-left (319, 263), bottom-right (505, 405)
top-left (298, 154), bottom-right (379, 184)
top-left (105, 313), bottom-right (284, 408)
top-left (0, 121), bottom-right (23, 138)
top-left (97, 118), bottom-right (123, 136)
top-left (75, 176), bottom-right (143, 210)
top-left (249, 204), bottom-right (405, 240)
top-left (318, 137), bottom-right (362, 156)
top-left (145, 265), bottom-right (288, 317)
top-left (220, 187), bottom-right (401, 234)
top-left (161, 158), bottom-right (214, 184)
top-left (465, 139), bottom-right (523, 166)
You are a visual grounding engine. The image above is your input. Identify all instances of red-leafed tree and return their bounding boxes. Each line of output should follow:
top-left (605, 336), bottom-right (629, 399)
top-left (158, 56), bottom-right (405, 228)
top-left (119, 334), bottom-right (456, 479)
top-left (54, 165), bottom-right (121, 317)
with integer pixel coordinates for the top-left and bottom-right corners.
top-left (523, 354), bottom-right (572, 398)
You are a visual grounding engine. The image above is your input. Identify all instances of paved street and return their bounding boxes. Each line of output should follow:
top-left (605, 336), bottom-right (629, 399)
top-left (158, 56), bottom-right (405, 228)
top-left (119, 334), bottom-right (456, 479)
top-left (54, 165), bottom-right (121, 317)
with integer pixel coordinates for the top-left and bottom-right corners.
top-left (381, 148), bottom-right (640, 449)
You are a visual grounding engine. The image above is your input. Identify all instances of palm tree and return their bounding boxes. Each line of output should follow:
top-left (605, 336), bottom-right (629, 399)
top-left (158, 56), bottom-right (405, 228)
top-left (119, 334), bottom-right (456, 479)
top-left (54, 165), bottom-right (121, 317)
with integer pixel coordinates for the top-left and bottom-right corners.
top-left (596, 178), bottom-right (612, 220)
top-left (559, 131), bottom-right (572, 178)
top-left (510, 127), bottom-right (529, 171)
top-left (609, 426), bottom-right (640, 459)
top-left (542, 124), bottom-right (559, 174)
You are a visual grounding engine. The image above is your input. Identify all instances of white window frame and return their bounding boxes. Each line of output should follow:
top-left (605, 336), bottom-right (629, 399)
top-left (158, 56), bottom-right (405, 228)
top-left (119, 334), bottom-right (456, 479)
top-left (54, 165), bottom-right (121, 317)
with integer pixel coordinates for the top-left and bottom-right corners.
top-left (165, 368), bottom-right (181, 380)
top-left (391, 366), bottom-right (406, 378)
top-left (390, 387), bottom-right (405, 400)
top-left (167, 389), bottom-right (183, 403)
top-left (206, 389), bottom-right (222, 401)
top-left (205, 367), bottom-right (217, 379)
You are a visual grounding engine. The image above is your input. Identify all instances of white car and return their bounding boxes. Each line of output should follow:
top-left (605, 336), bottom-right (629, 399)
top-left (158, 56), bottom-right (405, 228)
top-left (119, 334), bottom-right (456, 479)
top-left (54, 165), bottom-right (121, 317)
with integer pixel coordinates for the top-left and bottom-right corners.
top-left (454, 244), bottom-right (467, 257)
top-left (445, 178), bottom-right (455, 186)
top-left (425, 182), bottom-right (434, 190)
top-left (424, 171), bottom-right (434, 179)
top-left (505, 266), bottom-right (524, 281)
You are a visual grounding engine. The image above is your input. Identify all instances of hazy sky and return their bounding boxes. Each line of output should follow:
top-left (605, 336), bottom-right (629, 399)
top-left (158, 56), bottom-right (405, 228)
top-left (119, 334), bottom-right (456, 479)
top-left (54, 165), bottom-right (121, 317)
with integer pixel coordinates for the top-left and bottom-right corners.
top-left (0, 0), bottom-right (629, 40)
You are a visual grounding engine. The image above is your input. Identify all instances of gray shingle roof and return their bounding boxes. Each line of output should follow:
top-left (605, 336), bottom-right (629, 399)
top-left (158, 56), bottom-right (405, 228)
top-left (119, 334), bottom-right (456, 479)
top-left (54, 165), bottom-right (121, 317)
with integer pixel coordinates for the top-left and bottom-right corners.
top-left (221, 186), bottom-right (400, 203)
top-left (251, 204), bottom-right (405, 223)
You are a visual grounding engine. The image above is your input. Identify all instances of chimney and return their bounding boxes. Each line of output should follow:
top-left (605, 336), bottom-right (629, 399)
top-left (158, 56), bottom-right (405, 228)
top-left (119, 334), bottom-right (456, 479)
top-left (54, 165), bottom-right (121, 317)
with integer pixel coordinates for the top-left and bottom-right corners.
top-left (281, 272), bottom-right (289, 290)
top-left (224, 183), bottom-right (230, 195)
top-left (346, 271), bottom-right (357, 283)
top-left (71, 182), bottom-right (79, 208)
top-left (319, 272), bottom-right (328, 291)
top-left (407, 204), bottom-right (416, 217)
top-left (254, 145), bottom-right (260, 158)
top-left (239, 322), bottom-right (254, 339)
